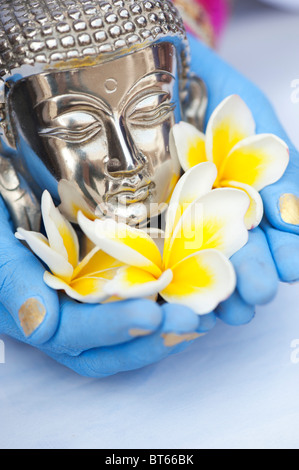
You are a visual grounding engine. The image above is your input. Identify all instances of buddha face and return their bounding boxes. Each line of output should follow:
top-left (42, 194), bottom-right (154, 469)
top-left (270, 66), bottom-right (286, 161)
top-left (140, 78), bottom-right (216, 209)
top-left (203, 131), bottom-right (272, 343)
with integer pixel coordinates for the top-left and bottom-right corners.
top-left (7, 42), bottom-right (182, 225)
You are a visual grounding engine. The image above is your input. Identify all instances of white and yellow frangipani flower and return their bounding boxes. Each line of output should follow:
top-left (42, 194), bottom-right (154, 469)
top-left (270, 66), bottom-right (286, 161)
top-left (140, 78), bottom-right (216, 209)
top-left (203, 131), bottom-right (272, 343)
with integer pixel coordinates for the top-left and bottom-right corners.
top-left (57, 179), bottom-right (98, 224)
top-left (78, 162), bottom-right (250, 315)
top-left (15, 191), bottom-right (122, 303)
top-left (172, 95), bottom-right (290, 229)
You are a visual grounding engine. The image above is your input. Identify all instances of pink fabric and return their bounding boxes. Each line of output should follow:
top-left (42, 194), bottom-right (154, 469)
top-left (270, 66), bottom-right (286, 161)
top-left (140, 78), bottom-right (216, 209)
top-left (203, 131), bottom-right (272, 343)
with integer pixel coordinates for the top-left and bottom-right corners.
top-left (195, 0), bottom-right (228, 36)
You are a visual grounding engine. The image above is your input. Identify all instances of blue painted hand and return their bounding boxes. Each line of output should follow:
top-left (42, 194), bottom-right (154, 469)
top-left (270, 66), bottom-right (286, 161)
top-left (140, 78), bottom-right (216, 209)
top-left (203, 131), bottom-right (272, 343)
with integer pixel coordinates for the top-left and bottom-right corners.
top-left (189, 34), bottom-right (299, 327)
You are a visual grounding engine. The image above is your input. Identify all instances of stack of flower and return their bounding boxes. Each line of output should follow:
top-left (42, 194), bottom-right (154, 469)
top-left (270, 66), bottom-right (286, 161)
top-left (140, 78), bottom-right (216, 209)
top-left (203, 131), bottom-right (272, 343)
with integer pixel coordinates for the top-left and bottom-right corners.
top-left (16, 191), bottom-right (123, 303)
top-left (16, 161), bottom-right (249, 315)
top-left (78, 162), bottom-right (249, 314)
top-left (172, 95), bottom-right (289, 229)
top-left (15, 95), bottom-right (289, 316)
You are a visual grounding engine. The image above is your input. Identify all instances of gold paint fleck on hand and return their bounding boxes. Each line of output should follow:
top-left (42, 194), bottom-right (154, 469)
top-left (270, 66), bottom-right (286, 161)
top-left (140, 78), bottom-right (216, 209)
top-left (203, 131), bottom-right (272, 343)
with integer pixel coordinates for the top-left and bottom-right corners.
top-left (162, 332), bottom-right (202, 347)
top-left (129, 329), bottom-right (152, 338)
top-left (280, 193), bottom-right (299, 225)
top-left (18, 298), bottom-right (46, 337)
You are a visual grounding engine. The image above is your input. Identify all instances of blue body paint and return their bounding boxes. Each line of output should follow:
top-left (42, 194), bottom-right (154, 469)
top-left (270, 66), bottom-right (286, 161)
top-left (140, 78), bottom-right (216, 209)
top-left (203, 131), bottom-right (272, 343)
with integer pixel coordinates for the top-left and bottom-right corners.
top-left (0, 35), bottom-right (298, 375)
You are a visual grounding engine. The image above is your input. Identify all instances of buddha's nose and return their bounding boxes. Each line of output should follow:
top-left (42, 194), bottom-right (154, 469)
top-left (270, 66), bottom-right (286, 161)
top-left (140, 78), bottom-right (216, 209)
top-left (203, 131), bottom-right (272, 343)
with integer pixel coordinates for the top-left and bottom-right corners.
top-left (106, 118), bottom-right (145, 178)
top-left (107, 158), bottom-right (124, 174)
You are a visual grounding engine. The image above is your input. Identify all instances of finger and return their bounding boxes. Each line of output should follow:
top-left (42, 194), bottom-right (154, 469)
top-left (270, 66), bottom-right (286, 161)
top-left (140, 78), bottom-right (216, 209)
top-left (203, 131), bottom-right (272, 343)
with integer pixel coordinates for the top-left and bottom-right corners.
top-left (0, 301), bottom-right (24, 340)
top-left (0, 295), bottom-right (200, 367)
top-left (0, 197), bottom-right (59, 344)
top-left (261, 148), bottom-right (299, 236)
top-left (262, 218), bottom-right (299, 283)
top-left (43, 297), bottom-right (164, 356)
top-left (197, 312), bottom-right (217, 333)
top-left (189, 35), bottom-right (299, 236)
top-left (43, 301), bottom-right (214, 357)
top-left (42, 304), bottom-right (201, 378)
top-left (231, 227), bottom-right (279, 305)
top-left (216, 290), bottom-right (255, 326)
top-left (0, 299), bottom-right (200, 376)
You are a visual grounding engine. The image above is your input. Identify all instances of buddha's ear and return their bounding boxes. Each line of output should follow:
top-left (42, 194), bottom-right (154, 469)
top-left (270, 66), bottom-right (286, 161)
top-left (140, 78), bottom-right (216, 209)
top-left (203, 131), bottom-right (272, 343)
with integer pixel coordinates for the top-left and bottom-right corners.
top-left (0, 79), bottom-right (17, 155)
top-left (181, 75), bottom-right (208, 131)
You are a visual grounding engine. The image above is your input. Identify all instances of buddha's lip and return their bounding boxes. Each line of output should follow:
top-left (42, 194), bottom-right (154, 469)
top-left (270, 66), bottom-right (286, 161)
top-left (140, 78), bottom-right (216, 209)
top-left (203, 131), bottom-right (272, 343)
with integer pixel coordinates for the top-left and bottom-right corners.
top-left (107, 183), bottom-right (154, 204)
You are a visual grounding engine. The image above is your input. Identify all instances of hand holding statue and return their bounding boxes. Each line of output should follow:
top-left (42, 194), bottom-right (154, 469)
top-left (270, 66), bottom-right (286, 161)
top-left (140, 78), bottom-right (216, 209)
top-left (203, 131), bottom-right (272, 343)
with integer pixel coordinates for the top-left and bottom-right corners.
top-left (0, 0), bottom-right (298, 377)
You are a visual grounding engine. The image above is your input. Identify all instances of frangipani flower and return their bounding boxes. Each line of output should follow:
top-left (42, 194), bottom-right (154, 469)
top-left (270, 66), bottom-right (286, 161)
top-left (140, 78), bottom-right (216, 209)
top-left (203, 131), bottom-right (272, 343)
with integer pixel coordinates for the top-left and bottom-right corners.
top-left (172, 95), bottom-right (290, 229)
top-left (58, 179), bottom-right (97, 223)
top-left (78, 162), bottom-right (250, 315)
top-left (15, 191), bottom-right (122, 303)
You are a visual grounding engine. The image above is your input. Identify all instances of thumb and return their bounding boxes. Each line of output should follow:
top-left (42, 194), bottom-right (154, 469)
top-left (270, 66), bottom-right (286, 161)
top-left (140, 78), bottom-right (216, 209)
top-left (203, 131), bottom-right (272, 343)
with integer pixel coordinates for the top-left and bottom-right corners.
top-left (0, 197), bottom-right (59, 344)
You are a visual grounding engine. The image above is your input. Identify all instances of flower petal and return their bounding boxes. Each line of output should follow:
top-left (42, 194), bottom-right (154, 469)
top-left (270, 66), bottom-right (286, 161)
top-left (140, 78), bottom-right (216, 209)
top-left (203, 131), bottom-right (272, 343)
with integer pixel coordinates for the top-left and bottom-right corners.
top-left (78, 212), bottom-right (162, 278)
top-left (44, 271), bottom-right (110, 303)
top-left (220, 134), bottom-right (289, 191)
top-left (171, 121), bottom-right (207, 172)
top-left (73, 247), bottom-right (123, 280)
top-left (105, 267), bottom-right (173, 299)
top-left (166, 162), bottom-right (217, 240)
top-left (141, 228), bottom-right (165, 256)
top-left (58, 179), bottom-right (97, 223)
top-left (164, 197), bottom-right (206, 269)
top-left (206, 95), bottom-right (256, 168)
top-left (160, 249), bottom-right (236, 315)
top-left (42, 191), bottom-right (79, 268)
top-left (80, 234), bottom-right (96, 260)
top-left (165, 188), bottom-right (249, 268)
top-left (16, 228), bottom-right (73, 281)
top-left (221, 180), bottom-right (264, 230)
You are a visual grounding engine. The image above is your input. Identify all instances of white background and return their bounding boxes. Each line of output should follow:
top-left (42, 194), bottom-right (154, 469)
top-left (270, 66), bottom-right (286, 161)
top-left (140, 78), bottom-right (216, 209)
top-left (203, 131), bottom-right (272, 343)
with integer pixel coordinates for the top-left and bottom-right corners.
top-left (1, 0), bottom-right (299, 449)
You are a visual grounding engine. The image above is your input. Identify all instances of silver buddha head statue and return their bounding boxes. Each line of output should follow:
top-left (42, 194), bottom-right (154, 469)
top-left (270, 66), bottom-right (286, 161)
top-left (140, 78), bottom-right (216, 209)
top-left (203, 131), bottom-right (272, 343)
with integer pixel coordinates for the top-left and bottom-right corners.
top-left (0, 0), bottom-right (207, 226)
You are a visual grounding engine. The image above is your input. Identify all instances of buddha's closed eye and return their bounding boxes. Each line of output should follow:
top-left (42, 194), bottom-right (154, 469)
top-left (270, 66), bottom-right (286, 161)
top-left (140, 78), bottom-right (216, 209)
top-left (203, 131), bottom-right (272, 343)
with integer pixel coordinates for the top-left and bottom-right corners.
top-left (127, 91), bottom-right (176, 127)
top-left (38, 111), bottom-right (102, 144)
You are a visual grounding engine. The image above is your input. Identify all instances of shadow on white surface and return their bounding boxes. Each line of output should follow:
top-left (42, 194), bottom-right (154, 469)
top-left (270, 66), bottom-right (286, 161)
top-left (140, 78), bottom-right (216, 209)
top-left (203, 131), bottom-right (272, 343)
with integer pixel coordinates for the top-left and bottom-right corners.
top-left (1, 283), bottom-right (299, 449)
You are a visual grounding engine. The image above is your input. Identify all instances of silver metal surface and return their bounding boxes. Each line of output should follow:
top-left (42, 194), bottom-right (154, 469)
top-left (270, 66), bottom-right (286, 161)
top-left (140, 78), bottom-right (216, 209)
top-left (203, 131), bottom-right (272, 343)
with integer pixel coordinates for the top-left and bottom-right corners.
top-left (0, 0), bottom-right (207, 228)
top-left (0, 0), bottom-right (189, 80)
top-left (9, 42), bottom-right (183, 225)
top-left (0, 155), bottom-right (41, 230)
